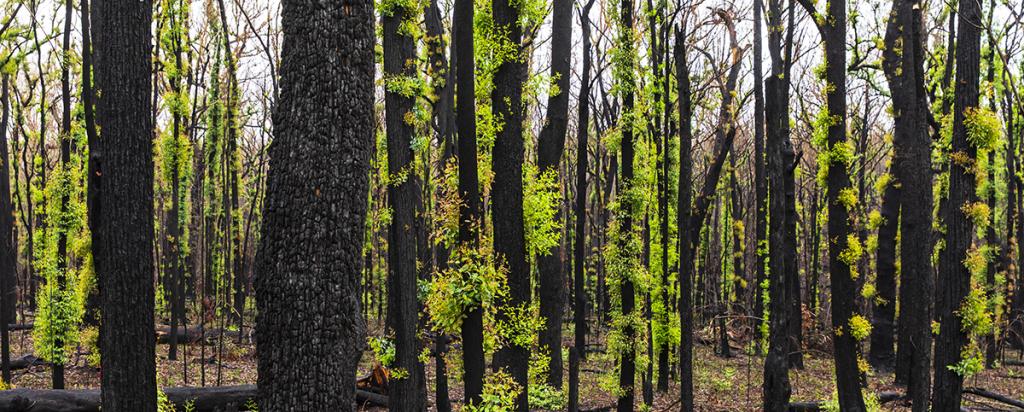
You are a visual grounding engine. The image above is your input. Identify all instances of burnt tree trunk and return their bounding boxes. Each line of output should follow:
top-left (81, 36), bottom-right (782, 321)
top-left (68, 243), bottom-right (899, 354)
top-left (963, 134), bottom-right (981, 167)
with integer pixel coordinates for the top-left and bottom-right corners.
top-left (796, 0), bottom-right (865, 407)
top-left (869, 166), bottom-right (898, 371)
top-left (679, 15), bottom-right (743, 410)
top-left (80, 0), bottom-right (100, 332)
top-left (424, 1), bottom-right (454, 410)
top-left (573, 0), bottom-right (595, 368)
top-left (454, 0), bottom-right (485, 402)
top-left (932, 0), bottom-right (982, 405)
top-left (537, 0), bottom-right (572, 388)
top-left (383, 2), bottom-right (425, 409)
top-left (762, 0), bottom-right (795, 405)
top-left (490, 0), bottom-right (530, 406)
top-left (0, 73), bottom-right (14, 384)
top-left (751, 0), bottom-right (768, 353)
top-left (92, 0), bottom-right (158, 409)
top-left (884, 0), bottom-right (934, 408)
top-left (253, 1), bottom-right (373, 409)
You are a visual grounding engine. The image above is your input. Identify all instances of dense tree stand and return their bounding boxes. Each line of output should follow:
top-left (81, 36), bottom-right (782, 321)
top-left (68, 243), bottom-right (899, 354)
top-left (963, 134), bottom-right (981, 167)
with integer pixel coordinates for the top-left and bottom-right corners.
top-left (1, 0), bottom-right (1024, 410)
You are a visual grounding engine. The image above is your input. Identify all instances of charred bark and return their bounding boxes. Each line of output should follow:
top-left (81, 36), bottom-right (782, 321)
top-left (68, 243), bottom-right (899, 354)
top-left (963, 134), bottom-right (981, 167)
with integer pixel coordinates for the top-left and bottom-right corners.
top-left (383, 2), bottom-right (425, 409)
top-left (537, 0), bottom-right (572, 388)
top-left (932, 0), bottom-right (982, 406)
top-left (92, 0), bottom-right (158, 408)
top-left (253, 1), bottom-right (374, 409)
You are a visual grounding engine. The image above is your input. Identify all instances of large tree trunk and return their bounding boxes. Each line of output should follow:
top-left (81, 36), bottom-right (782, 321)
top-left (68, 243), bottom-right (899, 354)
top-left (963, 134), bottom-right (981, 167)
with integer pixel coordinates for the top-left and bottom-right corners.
top-left (884, 0), bottom-right (934, 409)
top-left (573, 0), bottom-right (595, 370)
top-left (0, 73), bottom-right (14, 384)
top-left (675, 41), bottom-right (694, 403)
top-left (383, 3), bottom-right (424, 409)
top-left (762, 0), bottom-right (794, 406)
top-left (932, 0), bottom-right (982, 406)
top-left (490, 0), bottom-right (530, 407)
top-left (869, 167), bottom-right (898, 371)
top-left (537, 0), bottom-right (572, 389)
top-left (92, 0), bottom-right (158, 409)
top-left (751, 0), bottom-right (768, 354)
top-left (454, 0), bottom-right (485, 402)
top-left (795, 0), bottom-right (865, 407)
top-left (253, 1), bottom-right (373, 409)
top-left (615, 3), bottom-right (637, 411)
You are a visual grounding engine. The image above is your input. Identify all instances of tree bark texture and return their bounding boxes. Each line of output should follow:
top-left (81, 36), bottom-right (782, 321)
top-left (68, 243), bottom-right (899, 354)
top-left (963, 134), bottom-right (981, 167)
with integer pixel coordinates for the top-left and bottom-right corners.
top-left (254, 1), bottom-right (374, 409)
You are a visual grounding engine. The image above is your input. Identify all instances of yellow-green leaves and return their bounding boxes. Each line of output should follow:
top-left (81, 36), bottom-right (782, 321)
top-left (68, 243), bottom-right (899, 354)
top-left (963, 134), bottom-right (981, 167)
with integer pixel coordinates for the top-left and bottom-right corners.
top-left (837, 187), bottom-right (858, 210)
top-left (839, 234), bottom-right (863, 277)
top-left (848, 314), bottom-right (872, 341)
top-left (463, 372), bottom-right (521, 412)
top-left (867, 209), bottom-right (884, 230)
top-left (961, 201), bottom-right (990, 228)
top-left (963, 107), bottom-right (1000, 150)
top-left (425, 245), bottom-right (507, 335)
top-left (523, 164), bottom-right (562, 257)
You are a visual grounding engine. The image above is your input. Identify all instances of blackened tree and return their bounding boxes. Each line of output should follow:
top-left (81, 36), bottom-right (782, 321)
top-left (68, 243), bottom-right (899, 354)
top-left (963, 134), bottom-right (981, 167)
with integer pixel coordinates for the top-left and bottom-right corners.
top-left (537, 0), bottom-right (572, 388)
top-left (932, 0), bottom-right (983, 407)
top-left (454, 0), bottom-right (485, 402)
top-left (796, 0), bottom-right (865, 406)
top-left (384, 0), bottom-right (425, 409)
top-left (253, 0), bottom-right (374, 409)
top-left (0, 71), bottom-right (13, 385)
top-left (491, 0), bottom-right (530, 405)
top-left (882, 0), bottom-right (934, 407)
top-left (762, 0), bottom-right (796, 399)
top-left (92, 0), bottom-right (158, 409)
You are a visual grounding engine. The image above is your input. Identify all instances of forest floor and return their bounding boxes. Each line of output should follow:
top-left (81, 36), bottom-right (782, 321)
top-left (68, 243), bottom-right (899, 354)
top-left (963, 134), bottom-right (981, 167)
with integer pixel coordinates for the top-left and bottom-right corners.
top-left (2, 323), bottom-right (1023, 411)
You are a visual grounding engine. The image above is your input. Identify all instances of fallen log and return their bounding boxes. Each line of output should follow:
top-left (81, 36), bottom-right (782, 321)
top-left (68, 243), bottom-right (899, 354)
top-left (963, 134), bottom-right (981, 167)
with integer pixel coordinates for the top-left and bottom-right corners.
top-left (155, 325), bottom-right (243, 344)
top-left (788, 392), bottom-right (903, 411)
top-left (356, 390), bottom-right (389, 407)
top-left (8, 323), bottom-right (34, 331)
top-left (0, 385), bottom-right (386, 411)
top-left (8, 354), bottom-right (46, 370)
top-left (963, 387), bottom-right (1024, 409)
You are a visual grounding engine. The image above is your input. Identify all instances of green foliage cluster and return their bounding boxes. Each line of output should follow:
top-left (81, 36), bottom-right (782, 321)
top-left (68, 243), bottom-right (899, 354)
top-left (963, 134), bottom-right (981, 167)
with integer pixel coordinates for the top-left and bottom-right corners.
top-left (378, 0), bottom-right (426, 37)
top-left (963, 107), bottom-right (1001, 150)
top-left (463, 371), bottom-right (521, 412)
top-left (368, 335), bottom-right (397, 367)
top-left (32, 123), bottom-right (91, 366)
top-left (523, 164), bottom-right (563, 257)
top-left (425, 245), bottom-right (507, 338)
top-left (811, 108), bottom-right (851, 184)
